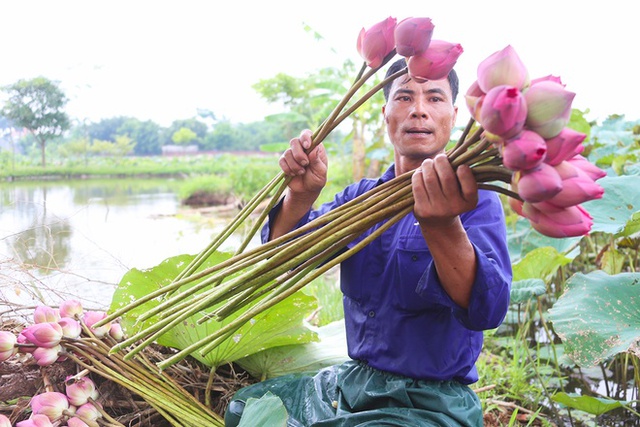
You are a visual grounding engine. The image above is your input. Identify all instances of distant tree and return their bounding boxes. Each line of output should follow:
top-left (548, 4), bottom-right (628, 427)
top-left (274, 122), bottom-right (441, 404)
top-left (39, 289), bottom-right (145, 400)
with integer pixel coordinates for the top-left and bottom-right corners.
top-left (117, 118), bottom-right (162, 155)
top-left (1, 77), bottom-right (70, 167)
top-left (163, 118), bottom-right (208, 146)
top-left (85, 116), bottom-right (133, 142)
top-left (171, 127), bottom-right (197, 145)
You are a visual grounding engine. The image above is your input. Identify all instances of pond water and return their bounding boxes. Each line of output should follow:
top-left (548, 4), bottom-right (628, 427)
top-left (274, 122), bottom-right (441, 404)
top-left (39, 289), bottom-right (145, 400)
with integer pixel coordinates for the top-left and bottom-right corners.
top-left (0, 178), bottom-right (250, 314)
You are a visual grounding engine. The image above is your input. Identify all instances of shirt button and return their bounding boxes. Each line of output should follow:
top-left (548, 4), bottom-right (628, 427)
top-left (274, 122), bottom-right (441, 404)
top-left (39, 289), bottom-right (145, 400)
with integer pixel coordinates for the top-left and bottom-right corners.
top-left (411, 255), bottom-right (418, 261)
top-left (368, 310), bottom-right (375, 318)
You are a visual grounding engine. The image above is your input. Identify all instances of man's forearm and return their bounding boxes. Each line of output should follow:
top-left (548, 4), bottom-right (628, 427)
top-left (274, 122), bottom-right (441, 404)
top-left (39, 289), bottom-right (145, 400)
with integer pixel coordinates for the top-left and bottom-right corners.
top-left (269, 191), bottom-right (319, 240)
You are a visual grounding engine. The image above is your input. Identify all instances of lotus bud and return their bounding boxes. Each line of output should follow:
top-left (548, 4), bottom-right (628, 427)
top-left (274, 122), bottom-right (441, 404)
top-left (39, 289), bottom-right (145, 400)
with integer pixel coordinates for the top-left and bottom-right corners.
top-left (58, 317), bottom-right (82, 339)
top-left (479, 85), bottom-right (527, 139)
top-left (83, 311), bottom-right (110, 338)
top-left (0, 414), bottom-right (11, 427)
top-left (0, 331), bottom-right (17, 362)
top-left (522, 202), bottom-right (593, 237)
top-left (68, 417), bottom-right (94, 427)
top-left (34, 306), bottom-right (60, 324)
top-left (525, 80), bottom-right (575, 138)
top-left (109, 323), bottom-right (125, 341)
top-left (544, 127), bottom-right (586, 165)
top-left (544, 161), bottom-right (604, 207)
top-left (356, 16), bottom-right (397, 69)
top-left (394, 17), bottom-right (434, 57)
top-left (406, 40), bottom-right (463, 82)
top-left (30, 391), bottom-right (70, 420)
top-left (477, 45), bottom-right (529, 92)
top-left (531, 75), bottom-right (564, 86)
top-left (59, 299), bottom-right (84, 319)
top-left (16, 414), bottom-right (54, 427)
top-left (502, 130), bottom-right (547, 171)
top-left (76, 402), bottom-right (103, 422)
top-left (32, 345), bottom-right (62, 367)
top-left (512, 163), bottom-right (562, 203)
top-left (21, 322), bottom-right (63, 348)
top-left (16, 332), bottom-right (36, 354)
top-left (567, 154), bottom-right (607, 181)
top-left (465, 80), bottom-right (485, 119)
top-left (66, 375), bottom-right (99, 406)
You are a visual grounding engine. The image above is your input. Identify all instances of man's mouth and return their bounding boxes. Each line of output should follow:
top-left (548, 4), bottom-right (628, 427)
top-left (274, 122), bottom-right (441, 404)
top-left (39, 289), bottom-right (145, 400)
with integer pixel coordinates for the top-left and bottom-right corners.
top-left (405, 127), bottom-right (433, 135)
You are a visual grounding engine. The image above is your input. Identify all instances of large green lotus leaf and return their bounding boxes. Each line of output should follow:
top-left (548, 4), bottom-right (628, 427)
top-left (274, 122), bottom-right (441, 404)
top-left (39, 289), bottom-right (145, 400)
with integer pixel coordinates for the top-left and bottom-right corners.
top-left (548, 271), bottom-right (640, 366)
top-left (512, 246), bottom-right (572, 282)
top-left (236, 319), bottom-right (349, 380)
top-left (238, 392), bottom-right (288, 427)
top-left (509, 279), bottom-right (546, 305)
top-left (584, 175), bottom-right (640, 237)
top-left (552, 392), bottom-right (626, 416)
top-left (111, 253), bottom-right (319, 367)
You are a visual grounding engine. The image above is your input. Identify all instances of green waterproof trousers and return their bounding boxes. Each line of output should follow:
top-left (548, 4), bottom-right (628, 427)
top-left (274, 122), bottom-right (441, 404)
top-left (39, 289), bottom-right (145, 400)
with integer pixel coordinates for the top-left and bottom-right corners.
top-left (224, 360), bottom-right (483, 426)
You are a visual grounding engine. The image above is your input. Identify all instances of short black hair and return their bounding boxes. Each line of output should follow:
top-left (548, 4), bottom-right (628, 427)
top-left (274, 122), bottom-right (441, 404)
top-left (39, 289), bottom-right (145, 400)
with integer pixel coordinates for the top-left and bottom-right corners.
top-left (382, 58), bottom-right (459, 104)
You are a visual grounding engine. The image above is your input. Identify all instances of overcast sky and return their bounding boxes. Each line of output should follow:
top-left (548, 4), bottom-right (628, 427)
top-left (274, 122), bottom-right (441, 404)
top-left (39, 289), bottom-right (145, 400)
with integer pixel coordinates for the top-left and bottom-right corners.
top-left (2, 0), bottom-right (638, 128)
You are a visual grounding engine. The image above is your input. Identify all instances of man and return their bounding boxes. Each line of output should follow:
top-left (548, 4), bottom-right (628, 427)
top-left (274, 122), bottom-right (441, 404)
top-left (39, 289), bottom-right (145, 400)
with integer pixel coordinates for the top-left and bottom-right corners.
top-left (225, 59), bottom-right (512, 426)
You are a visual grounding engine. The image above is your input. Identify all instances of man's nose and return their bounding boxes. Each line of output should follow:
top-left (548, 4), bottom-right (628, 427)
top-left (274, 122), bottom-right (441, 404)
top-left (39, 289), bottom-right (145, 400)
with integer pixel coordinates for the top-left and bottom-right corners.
top-left (410, 99), bottom-right (428, 118)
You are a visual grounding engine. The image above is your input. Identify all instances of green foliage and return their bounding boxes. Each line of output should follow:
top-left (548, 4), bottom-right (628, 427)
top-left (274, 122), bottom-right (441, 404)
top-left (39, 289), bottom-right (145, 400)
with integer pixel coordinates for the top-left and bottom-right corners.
top-left (237, 393), bottom-right (288, 427)
top-left (552, 392), bottom-right (628, 416)
top-left (172, 127), bottom-right (198, 145)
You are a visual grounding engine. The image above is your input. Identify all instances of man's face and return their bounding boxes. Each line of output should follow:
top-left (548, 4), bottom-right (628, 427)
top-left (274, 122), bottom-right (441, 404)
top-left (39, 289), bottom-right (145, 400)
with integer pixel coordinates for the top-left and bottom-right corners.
top-left (383, 76), bottom-right (458, 164)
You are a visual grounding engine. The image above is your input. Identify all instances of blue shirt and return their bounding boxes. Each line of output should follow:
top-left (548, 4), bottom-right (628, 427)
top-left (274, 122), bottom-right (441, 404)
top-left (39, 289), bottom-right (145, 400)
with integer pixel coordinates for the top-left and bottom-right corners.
top-left (262, 165), bottom-right (512, 384)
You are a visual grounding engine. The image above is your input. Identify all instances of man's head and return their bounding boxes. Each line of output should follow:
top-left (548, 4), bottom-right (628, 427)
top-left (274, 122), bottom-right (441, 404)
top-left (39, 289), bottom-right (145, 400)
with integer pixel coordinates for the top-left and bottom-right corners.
top-left (382, 58), bottom-right (459, 104)
top-left (381, 58), bottom-right (459, 172)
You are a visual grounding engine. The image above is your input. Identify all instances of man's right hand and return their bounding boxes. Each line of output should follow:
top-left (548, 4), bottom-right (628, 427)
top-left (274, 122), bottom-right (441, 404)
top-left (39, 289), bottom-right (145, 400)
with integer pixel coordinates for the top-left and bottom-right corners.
top-left (279, 129), bottom-right (328, 197)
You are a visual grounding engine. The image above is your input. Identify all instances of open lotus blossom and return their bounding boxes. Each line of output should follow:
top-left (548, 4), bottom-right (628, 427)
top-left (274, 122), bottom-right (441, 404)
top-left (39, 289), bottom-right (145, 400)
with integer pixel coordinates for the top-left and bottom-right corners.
top-left (21, 322), bottom-right (63, 348)
top-left (512, 163), bottom-right (563, 203)
top-left (66, 375), bottom-right (99, 406)
top-left (30, 392), bottom-right (70, 421)
top-left (501, 130), bottom-right (547, 171)
top-left (477, 45), bottom-right (529, 92)
top-left (16, 414), bottom-right (54, 427)
top-left (0, 414), bottom-right (11, 427)
top-left (0, 331), bottom-right (17, 362)
top-left (407, 40), bottom-right (463, 82)
top-left (544, 127), bottom-right (586, 165)
top-left (394, 17), bottom-right (434, 57)
top-left (33, 306), bottom-right (60, 324)
top-left (59, 299), bottom-right (84, 319)
top-left (479, 85), bottom-right (527, 139)
top-left (356, 16), bottom-right (397, 68)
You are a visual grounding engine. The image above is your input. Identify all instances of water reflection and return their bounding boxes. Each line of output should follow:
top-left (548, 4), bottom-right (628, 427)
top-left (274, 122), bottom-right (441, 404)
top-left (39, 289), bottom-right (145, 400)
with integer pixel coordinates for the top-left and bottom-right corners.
top-left (0, 178), bottom-right (242, 312)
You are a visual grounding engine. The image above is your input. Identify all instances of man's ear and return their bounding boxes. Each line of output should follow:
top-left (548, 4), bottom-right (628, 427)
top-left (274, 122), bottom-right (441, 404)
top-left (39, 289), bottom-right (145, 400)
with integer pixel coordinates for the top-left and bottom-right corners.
top-left (382, 105), bottom-right (388, 123)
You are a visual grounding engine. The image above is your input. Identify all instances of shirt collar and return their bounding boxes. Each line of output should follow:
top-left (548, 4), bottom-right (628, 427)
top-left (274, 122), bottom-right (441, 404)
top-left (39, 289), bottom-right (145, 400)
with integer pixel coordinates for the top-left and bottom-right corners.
top-left (377, 164), bottom-right (397, 185)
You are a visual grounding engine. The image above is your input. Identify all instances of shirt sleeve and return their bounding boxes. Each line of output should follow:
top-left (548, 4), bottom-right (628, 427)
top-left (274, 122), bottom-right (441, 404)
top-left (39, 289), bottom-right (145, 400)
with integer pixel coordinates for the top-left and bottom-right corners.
top-left (415, 190), bottom-right (512, 331)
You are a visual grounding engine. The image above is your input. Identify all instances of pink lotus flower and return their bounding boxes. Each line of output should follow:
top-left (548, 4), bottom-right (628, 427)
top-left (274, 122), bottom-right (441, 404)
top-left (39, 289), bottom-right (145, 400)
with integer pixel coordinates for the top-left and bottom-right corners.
top-left (67, 417), bottom-right (91, 427)
top-left (16, 332), bottom-right (36, 353)
top-left (109, 323), bottom-right (125, 341)
top-left (545, 161), bottom-right (604, 207)
top-left (356, 16), bottom-right (397, 69)
top-left (59, 299), bottom-right (83, 319)
top-left (479, 85), bottom-right (527, 139)
top-left (477, 45), bottom-right (529, 92)
top-left (0, 331), bottom-right (17, 362)
top-left (75, 402), bottom-right (103, 423)
top-left (544, 127), bottom-right (586, 165)
top-left (32, 345), bottom-right (62, 367)
top-left (21, 322), bottom-right (63, 348)
top-left (33, 305), bottom-right (60, 324)
top-left (502, 130), bottom-right (547, 171)
top-left (512, 163), bottom-right (563, 203)
top-left (16, 414), bottom-right (54, 427)
top-left (66, 375), bottom-right (99, 406)
top-left (0, 413), bottom-right (10, 427)
top-left (406, 40), bottom-right (463, 82)
top-left (83, 311), bottom-right (111, 338)
top-left (465, 80), bottom-right (485, 119)
top-left (525, 80), bottom-right (575, 139)
top-left (567, 154), bottom-right (607, 181)
top-left (522, 202), bottom-right (593, 237)
top-left (394, 17), bottom-right (434, 57)
top-left (58, 317), bottom-right (82, 339)
top-left (30, 391), bottom-right (70, 421)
